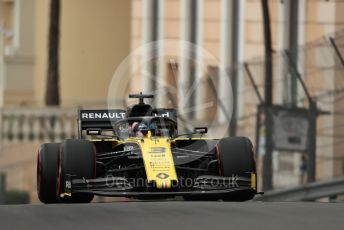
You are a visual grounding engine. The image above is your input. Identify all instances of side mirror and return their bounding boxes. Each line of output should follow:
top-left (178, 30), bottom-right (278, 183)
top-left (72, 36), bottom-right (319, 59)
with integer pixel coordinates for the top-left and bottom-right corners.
top-left (86, 129), bottom-right (102, 135)
top-left (194, 127), bottom-right (208, 134)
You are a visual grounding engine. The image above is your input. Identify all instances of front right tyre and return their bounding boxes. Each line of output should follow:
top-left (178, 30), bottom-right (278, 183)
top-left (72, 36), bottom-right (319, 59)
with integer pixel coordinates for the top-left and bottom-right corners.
top-left (217, 137), bottom-right (256, 201)
top-left (57, 139), bottom-right (95, 203)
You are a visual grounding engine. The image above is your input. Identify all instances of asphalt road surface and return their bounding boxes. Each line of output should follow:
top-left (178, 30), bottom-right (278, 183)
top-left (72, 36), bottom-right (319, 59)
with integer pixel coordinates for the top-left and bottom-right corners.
top-left (0, 201), bottom-right (343, 230)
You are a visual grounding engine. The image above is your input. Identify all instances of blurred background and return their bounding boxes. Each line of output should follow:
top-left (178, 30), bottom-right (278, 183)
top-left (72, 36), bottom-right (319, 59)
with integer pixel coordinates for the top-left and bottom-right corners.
top-left (0, 0), bottom-right (344, 204)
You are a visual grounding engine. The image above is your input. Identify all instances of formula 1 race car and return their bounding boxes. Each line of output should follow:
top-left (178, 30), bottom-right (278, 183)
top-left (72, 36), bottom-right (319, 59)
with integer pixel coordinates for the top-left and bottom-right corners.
top-left (37, 93), bottom-right (258, 203)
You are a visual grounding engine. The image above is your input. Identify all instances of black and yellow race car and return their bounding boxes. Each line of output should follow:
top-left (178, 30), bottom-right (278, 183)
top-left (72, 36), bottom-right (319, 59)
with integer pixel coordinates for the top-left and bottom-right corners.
top-left (37, 93), bottom-right (258, 203)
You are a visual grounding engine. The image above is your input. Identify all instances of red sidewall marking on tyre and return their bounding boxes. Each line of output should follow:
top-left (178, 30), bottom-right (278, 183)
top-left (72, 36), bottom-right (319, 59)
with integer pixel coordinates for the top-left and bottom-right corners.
top-left (37, 151), bottom-right (42, 194)
top-left (57, 147), bottom-right (62, 195)
top-left (215, 144), bottom-right (222, 176)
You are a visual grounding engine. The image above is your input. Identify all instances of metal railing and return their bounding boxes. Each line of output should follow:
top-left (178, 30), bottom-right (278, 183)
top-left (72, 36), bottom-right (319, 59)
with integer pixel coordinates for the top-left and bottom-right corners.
top-left (255, 177), bottom-right (344, 201)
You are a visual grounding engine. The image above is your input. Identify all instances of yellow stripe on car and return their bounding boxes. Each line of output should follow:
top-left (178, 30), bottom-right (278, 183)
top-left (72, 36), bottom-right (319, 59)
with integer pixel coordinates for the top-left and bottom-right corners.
top-left (60, 193), bottom-right (72, 198)
top-left (251, 173), bottom-right (256, 189)
top-left (139, 131), bottom-right (178, 189)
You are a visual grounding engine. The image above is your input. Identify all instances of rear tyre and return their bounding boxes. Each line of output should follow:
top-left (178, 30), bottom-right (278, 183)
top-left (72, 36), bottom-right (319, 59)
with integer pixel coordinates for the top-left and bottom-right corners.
top-left (37, 143), bottom-right (60, 204)
top-left (217, 137), bottom-right (256, 201)
top-left (58, 139), bottom-right (95, 203)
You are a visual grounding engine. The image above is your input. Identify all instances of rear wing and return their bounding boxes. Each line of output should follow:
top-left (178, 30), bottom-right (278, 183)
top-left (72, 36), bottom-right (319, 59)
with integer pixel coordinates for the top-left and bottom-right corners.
top-left (78, 108), bottom-right (177, 137)
top-left (78, 110), bottom-right (126, 137)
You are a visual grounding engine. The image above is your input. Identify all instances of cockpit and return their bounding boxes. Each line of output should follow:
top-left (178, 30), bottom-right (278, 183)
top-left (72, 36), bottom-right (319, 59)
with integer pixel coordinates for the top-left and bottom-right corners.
top-left (113, 117), bottom-right (177, 139)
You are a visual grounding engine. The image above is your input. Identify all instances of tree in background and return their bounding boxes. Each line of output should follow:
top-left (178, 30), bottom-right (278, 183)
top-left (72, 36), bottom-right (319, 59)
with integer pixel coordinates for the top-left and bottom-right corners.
top-left (45, 0), bottom-right (60, 106)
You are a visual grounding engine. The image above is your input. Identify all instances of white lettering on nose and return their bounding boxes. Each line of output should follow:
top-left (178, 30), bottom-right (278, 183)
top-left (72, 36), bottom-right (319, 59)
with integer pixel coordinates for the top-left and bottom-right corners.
top-left (82, 113), bottom-right (88, 119)
top-left (95, 113), bottom-right (101, 119)
top-left (89, 113), bottom-right (94, 119)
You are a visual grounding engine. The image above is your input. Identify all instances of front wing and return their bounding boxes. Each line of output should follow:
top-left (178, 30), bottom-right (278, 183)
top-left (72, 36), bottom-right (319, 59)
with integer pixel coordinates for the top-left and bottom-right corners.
top-left (60, 174), bottom-right (257, 198)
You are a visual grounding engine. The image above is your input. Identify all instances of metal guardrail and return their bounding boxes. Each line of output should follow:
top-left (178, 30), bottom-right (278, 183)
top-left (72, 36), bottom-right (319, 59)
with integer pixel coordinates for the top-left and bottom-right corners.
top-left (255, 177), bottom-right (344, 201)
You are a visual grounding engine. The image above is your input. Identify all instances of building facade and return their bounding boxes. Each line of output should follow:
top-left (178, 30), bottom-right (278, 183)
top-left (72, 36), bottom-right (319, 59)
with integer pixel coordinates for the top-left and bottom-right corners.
top-left (0, 0), bottom-right (131, 202)
top-left (0, 0), bottom-right (131, 107)
top-left (130, 0), bottom-right (344, 188)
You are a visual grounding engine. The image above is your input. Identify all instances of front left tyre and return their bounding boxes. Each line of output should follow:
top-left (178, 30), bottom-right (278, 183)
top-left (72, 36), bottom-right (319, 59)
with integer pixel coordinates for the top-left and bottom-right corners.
top-left (37, 143), bottom-right (60, 203)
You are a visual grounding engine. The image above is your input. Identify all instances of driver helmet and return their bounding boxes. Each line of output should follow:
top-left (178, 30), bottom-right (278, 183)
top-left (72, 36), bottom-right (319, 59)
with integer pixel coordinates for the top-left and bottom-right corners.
top-left (136, 123), bottom-right (148, 137)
